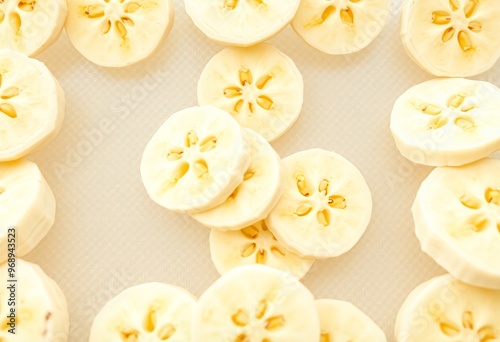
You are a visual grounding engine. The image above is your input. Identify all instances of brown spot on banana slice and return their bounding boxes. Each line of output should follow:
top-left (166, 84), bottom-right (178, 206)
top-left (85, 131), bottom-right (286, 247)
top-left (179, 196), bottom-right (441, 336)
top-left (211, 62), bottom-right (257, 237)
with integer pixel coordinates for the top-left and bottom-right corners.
top-left (454, 116), bottom-right (475, 131)
top-left (125, 2), bottom-right (141, 13)
top-left (459, 194), bottom-right (481, 209)
top-left (18, 0), bottom-right (36, 12)
top-left (1, 87), bottom-right (19, 99)
top-left (340, 7), bottom-right (354, 25)
top-left (328, 195), bottom-right (346, 209)
top-left (458, 30), bottom-right (473, 52)
top-left (432, 11), bottom-right (452, 25)
top-left (232, 309), bottom-right (249, 327)
top-left (157, 323), bottom-right (176, 339)
top-left (84, 5), bottom-right (105, 18)
top-left (485, 188), bottom-right (500, 206)
top-left (440, 321), bottom-right (460, 337)
top-left (239, 68), bottom-right (252, 86)
top-left (0, 103), bottom-right (17, 118)
top-left (265, 315), bottom-right (285, 330)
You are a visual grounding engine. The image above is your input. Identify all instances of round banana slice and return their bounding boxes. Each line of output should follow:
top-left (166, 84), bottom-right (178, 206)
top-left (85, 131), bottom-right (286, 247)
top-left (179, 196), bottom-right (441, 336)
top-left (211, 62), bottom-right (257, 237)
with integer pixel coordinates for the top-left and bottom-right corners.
top-left (197, 44), bottom-right (304, 142)
top-left (141, 106), bottom-right (251, 214)
top-left (316, 299), bottom-right (387, 341)
top-left (0, 0), bottom-right (67, 56)
top-left (192, 264), bottom-right (320, 341)
top-left (401, 0), bottom-right (500, 77)
top-left (291, 0), bottom-right (390, 55)
top-left (266, 149), bottom-right (372, 259)
top-left (210, 220), bottom-right (314, 279)
top-left (0, 49), bottom-right (65, 162)
top-left (0, 159), bottom-right (56, 264)
top-left (65, 0), bottom-right (174, 67)
top-left (184, 0), bottom-right (300, 47)
top-left (0, 259), bottom-right (69, 341)
top-left (191, 129), bottom-right (282, 230)
top-left (90, 282), bottom-right (197, 341)
top-left (413, 158), bottom-right (500, 289)
top-left (395, 274), bottom-right (500, 342)
top-left (391, 78), bottom-right (500, 167)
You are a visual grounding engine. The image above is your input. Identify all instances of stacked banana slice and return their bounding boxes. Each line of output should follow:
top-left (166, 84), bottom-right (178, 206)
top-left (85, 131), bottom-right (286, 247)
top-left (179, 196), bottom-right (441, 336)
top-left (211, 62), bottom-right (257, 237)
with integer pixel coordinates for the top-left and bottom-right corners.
top-left (141, 102), bottom-right (374, 279)
top-left (90, 265), bottom-right (387, 341)
top-left (0, 12), bottom-right (70, 341)
top-left (393, 3), bottom-right (500, 337)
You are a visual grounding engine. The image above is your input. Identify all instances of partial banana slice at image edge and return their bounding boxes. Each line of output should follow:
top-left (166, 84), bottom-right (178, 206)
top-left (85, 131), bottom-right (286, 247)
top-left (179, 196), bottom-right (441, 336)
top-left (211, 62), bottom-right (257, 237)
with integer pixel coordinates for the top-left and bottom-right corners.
top-left (210, 220), bottom-right (314, 279)
top-left (141, 106), bottom-right (251, 214)
top-left (401, 0), bottom-right (500, 77)
top-left (198, 43), bottom-right (304, 142)
top-left (192, 264), bottom-right (320, 341)
top-left (0, 159), bottom-right (56, 264)
top-left (390, 78), bottom-right (500, 167)
top-left (184, 0), bottom-right (300, 47)
top-left (0, 259), bottom-right (69, 341)
top-left (316, 299), bottom-right (387, 341)
top-left (413, 158), bottom-right (500, 289)
top-left (291, 0), bottom-right (391, 55)
top-left (65, 0), bottom-right (174, 67)
top-left (0, 49), bottom-right (65, 162)
top-left (395, 274), bottom-right (500, 341)
top-left (191, 129), bottom-right (282, 231)
top-left (266, 149), bottom-right (373, 259)
top-left (0, 0), bottom-right (67, 56)
top-left (90, 282), bottom-right (197, 341)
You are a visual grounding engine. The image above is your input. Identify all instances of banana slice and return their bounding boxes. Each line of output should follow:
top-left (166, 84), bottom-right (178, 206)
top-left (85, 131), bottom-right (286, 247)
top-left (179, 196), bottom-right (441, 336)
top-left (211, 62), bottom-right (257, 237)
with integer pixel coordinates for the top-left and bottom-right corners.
top-left (395, 274), bottom-right (500, 342)
top-left (266, 149), bottom-right (372, 259)
top-left (197, 43), bottom-right (304, 142)
top-left (141, 106), bottom-right (251, 214)
top-left (291, 0), bottom-right (390, 55)
top-left (316, 299), bottom-right (387, 341)
top-left (0, 49), bottom-right (65, 162)
top-left (184, 0), bottom-right (300, 47)
top-left (401, 0), bottom-right (500, 77)
top-left (0, 159), bottom-right (55, 263)
top-left (192, 264), bottom-right (320, 341)
top-left (65, 0), bottom-right (174, 67)
top-left (191, 129), bottom-right (282, 230)
top-left (90, 282), bottom-right (197, 341)
top-left (413, 158), bottom-right (500, 289)
top-left (391, 78), bottom-right (500, 167)
top-left (0, 259), bottom-right (69, 341)
top-left (0, 0), bottom-right (67, 56)
top-left (209, 220), bottom-right (314, 279)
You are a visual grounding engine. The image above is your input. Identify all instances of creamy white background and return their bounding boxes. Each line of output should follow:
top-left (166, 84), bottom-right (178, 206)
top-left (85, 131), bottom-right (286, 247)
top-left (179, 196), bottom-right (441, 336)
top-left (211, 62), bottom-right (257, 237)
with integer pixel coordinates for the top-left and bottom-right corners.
top-left (21, 0), bottom-right (500, 340)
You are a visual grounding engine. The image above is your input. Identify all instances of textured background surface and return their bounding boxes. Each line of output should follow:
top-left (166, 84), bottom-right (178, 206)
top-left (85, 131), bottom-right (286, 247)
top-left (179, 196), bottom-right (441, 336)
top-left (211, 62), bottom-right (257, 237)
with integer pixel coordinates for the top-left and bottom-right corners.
top-left (23, 0), bottom-right (500, 340)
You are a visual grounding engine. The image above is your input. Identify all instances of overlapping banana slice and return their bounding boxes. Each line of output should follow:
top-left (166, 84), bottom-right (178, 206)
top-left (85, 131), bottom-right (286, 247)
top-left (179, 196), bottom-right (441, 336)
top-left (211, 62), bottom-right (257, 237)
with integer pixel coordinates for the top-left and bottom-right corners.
top-left (0, 259), bottom-right (69, 341)
top-left (391, 78), bottom-right (500, 167)
top-left (266, 149), bottom-right (372, 258)
top-left (90, 283), bottom-right (197, 341)
top-left (191, 129), bottom-right (282, 230)
top-left (291, 0), bottom-right (390, 54)
top-left (184, 0), bottom-right (300, 46)
top-left (395, 274), bottom-right (500, 341)
top-left (65, 0), bottom-right (174, 67)
top-left (0, 159), bottom-right (56, 263)
top-left (210, 220), bottom-right (314, 279)
top-left (0, 49), bottom-right (65, 162)
top-left (316, 299), bottom-right (387, 341)
top-left (401, 0), bottom-right (500, 77)
top-left (198, 43), bottom-right (304, 142)
top-left (192, 264), bottom-right (320, 341)
top-left (413, 158), bottom-right (500, 289)
top-left (141, 106), bottom-right (251, 214)
top-left (0, 0), bottom-right (67, 56)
